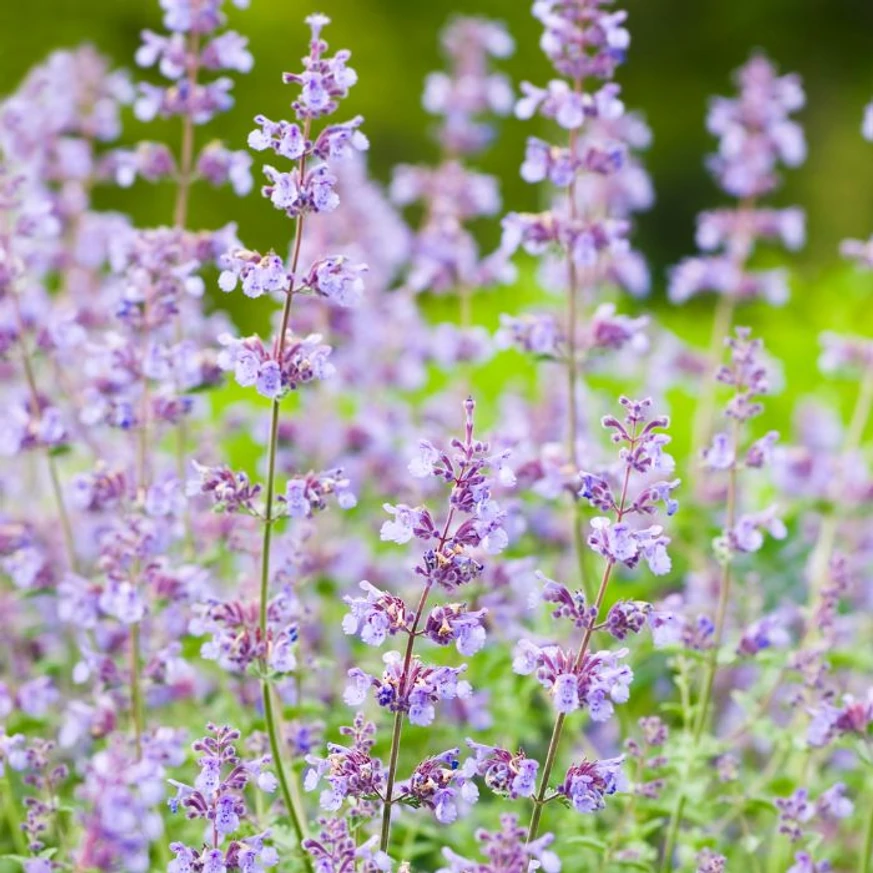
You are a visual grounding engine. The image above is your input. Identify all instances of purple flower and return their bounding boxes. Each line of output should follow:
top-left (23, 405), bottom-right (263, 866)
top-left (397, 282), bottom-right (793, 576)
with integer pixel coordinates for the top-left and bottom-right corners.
top-left (399, 749), bottom-right (479, 824)
top-left (556, 756), bottom-right (626, 813)
top-left (342, 581), bottom-right (412, 646)
top-left (304, 715), bottom-right (385, 812)
top-left (281, 468), bottom-right (356, 518)
top-left (696, 849), bottom-right (726, 873)
top-left (605, 600), bottom-right (650, 640)
top-left (421, 17), bottom-right (514, 154)
top-left (196, 143), bottom-right (253, 196)
top-left (218, 249), bottom-right (290, 298)
top-left (807, 691), bottom-right (873, 747)
top-left (304, 255), bottom-right (367, 307)
top-left (787, 854), bottom-right (832, 873)
top-left (423, 604), bottom-right (488, 656)
top-left (513, 643), bottom-right (632, 719)
top-left (344, 653), bottom-right (471, 726)
top-left (462, 741), bottom-right (539, 799)
top-left (438, 815), bottom-right (561, 873)
top-left (187, 461), bottom-right (261, 514)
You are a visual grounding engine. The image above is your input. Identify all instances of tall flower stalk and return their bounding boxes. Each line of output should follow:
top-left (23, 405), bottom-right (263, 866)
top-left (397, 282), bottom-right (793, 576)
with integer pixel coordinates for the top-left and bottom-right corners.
top-left (214, 12), bottom-right (369, 863)
top-left (519, 396), bottom-right (676, 842)
top-left (668, 54), bottom-right (806, 462)
top-left (318, 397), bottom-right (510, 857)
top-left (804, 114), bottom-right (873, 621)
top-left (501, 0), bottom-right (651, 602)
top-left (390, 16), bottom-right (514, 335)
top-left (661, 329), bottom-right (785, 870)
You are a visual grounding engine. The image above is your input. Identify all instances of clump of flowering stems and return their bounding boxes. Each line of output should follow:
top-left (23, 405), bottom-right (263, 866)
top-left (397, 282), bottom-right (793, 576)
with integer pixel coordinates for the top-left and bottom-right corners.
top-left (322, 396), bottom-right (510, 857)
top-left (391, 16), bottom-right (514, 329)
top-left (122, 0), bottom-right (254, 533)
top-left (113, 0), bottom-right (255, 760)
top-left (0, 171), bottom-right (78, 580)
top-left (523, 395), bottom-right (676, 843)
top-left (214, 11), bottom-right (367, 866)
top-left (660, 328), bottom-right (784, 870)
top-left (669, 54), bottom-right (806, 461)
top-left (166, 723), bottom-right (279, 873)
top-left (501, 0), bottom-right (650, 602)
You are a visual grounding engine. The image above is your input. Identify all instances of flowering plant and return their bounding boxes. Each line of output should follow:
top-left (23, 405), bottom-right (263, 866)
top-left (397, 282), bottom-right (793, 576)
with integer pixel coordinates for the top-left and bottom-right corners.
top-left (2, 2), bottom-right (873, 873)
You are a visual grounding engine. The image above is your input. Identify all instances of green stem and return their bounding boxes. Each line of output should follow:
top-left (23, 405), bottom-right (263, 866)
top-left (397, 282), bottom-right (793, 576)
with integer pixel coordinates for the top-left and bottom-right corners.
top-left (379, 573), bottom-right (440, 853)
top-left (380, 710), bottom-right (405, 853)
top-left (806, 360), bottom-right (873, 618)
top-left (130, 622), bottom-right (145, 759)
top-left (690, 293), bottom-right (735, 469)
top-left (860, 789), bottom-right (873, 873)
top-left (172, 31), bottom-right (199, 557)
top-left (262, 680), bottom-right (310, 859)
top-left (256, 128), bottom-right (313, 867)
top-left (13, 296), bottom-right (78, 574)
top-left (527, 447), bottom-right (636, 844)
top-left (2, 773), bottom-right (26, 856)
top-left (660, 794), bottom-right (687, 873)
top-left (46, 453), bottom-right (78, 574)
top-left (661, 419), bottom-right (740, 871)
top-left (258, 383), bottom-right (312, 870)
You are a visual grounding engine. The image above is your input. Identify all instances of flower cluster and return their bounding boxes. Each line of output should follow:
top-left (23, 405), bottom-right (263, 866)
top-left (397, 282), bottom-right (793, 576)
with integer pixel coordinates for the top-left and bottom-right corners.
top-left (669, 54), bottom-right (806, 305)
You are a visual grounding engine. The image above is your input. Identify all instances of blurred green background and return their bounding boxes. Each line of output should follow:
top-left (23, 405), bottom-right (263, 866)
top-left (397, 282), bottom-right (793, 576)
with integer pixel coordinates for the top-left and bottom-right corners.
top-left (2, 0), bottom-right (873, 362)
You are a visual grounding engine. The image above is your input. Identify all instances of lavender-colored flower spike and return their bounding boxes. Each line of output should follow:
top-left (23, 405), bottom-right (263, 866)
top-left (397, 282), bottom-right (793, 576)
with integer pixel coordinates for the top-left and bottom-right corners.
top-left (424, 16), bottom-right (514, 155)
top-left (669, 54), bottom-right (806, 307)
top-left (392, 16), bottom-right (515, 316)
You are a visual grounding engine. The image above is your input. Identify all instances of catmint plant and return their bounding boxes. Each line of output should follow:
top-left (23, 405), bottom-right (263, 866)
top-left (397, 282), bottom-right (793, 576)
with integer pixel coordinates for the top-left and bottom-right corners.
top-left (209, 11), bottom-right (366, 868)
top-left (310, 397), bottom-right (510, 858)
top-left (499, 0), bottom-right (654, 606)
top-left (517, 396), bottom-right (676, 842)
top-left (669, 54), bottom-right (806, 457)
top-left (659, 328), bottom-right (786, 870)
top-left (5, 3), bottom-right (873, 873)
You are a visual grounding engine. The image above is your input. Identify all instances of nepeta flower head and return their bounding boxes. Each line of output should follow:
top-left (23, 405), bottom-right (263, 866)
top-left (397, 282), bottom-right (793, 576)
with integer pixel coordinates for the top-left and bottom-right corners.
top-left (342, 581), bottom-right (413, 646)
top-left (282, 14), bottom-right (359, 120)
top-left (344, 652), bottom-right (471, 726)
top-left (303, 816), bottom-right (390, 873)
top-left (438, 814), bottom-right (561, 873)
top-left (380, 398), bottom-right (511, 590)
top-left (787, 854), bottom-right (832, 873)
top-left (282, 468), bottom-right (356, 517)
top-left (398, 748), bottom-right (479, 824)
top-left (696, 849), bottom-right (727, 873)
top-left (217, 332), bottom-right (334, 398)
top-left (187, 461), bottom-right (261, 514)
top-left (423, 603), bottom-right (488, 655)
top-left (192, 589), bottom-right (300, 675)
top-left (819, 331), bottom-right (873, 377)
top-left (167, 724), bottom-right (276, 856)
top-left (304, 715), bottom-right (385, 812)
top-left (717, 327), bottom-right (770, 420)
top-left (556, 755), bottom-right (626, 813)
top-left (462, 741), bottom-right (539, 799)
top-left (540, 574), bottom-right (596, 628)
top-left (807, 690), bottom-right (873, 747)
top-left (133, 1), bottom-right (252, 126)
top-left (706, 53), bottom-right (805, 198)
top-left (513, 642), bottom-right (632, 719)
top-left (669, 55), bottom-right (805, 305)
top-left (159, 0), bottom-right (249, 35)
top-left (533, 0), bottom-right (629, 81)
top-left (423, 16), bottom-right (514, 154)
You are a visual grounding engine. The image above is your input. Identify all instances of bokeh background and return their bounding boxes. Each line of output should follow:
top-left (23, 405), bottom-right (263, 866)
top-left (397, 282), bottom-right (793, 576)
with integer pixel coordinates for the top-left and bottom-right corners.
top-left (2, 0), bottom-right (873, 393)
